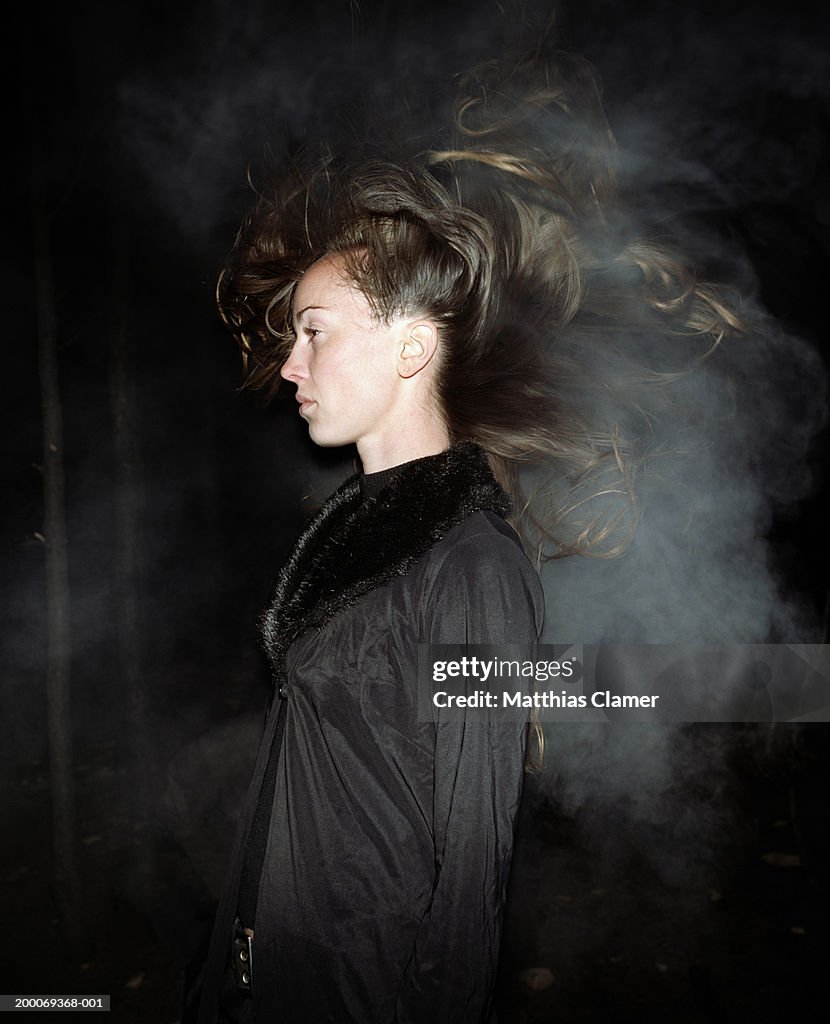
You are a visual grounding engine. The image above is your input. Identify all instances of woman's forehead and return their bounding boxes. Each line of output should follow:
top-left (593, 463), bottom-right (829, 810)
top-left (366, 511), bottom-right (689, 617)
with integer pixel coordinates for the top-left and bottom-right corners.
top-left (292, 254), bottom-right (366, 318)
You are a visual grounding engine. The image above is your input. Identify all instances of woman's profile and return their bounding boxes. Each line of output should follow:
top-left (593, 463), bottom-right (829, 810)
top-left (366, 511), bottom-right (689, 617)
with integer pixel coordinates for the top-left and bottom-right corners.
top-left (192, 48), bottom-right (743, 1024)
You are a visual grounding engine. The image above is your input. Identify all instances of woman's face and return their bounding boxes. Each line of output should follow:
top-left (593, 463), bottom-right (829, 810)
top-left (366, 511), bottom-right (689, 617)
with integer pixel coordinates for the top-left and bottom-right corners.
top-left (280, 254), bottom-right (405, 453)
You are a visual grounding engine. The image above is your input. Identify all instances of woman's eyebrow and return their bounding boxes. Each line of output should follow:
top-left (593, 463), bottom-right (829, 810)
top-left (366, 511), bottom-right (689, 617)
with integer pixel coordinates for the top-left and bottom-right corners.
top-left (292, 304), bottom-right (331, 324)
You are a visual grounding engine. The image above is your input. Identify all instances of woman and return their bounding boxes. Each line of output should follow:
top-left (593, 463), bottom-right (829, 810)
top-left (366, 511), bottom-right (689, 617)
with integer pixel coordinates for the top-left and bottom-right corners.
top-left (196, 163), bottom-right (547, 1023)
top-left (195, 50), bottom-right (742, 1024)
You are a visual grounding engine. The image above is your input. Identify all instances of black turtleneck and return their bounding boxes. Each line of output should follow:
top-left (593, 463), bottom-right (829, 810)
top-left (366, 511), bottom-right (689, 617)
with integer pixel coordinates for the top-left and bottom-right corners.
top-left (359, 465), bottom-right (405, 502)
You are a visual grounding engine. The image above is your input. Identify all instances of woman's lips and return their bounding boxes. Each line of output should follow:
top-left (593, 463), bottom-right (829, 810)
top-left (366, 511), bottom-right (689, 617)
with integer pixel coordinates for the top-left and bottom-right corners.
top-left (296, 396), bottom-right (316, 416)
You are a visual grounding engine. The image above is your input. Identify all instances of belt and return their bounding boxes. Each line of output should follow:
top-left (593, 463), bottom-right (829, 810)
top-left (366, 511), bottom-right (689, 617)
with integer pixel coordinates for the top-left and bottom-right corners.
top-left (231, 915), bottom-right (254, 996)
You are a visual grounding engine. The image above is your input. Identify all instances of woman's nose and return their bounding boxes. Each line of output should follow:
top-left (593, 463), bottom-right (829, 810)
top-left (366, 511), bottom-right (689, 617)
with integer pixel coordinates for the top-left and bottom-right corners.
top-left (280, 339), bottom-right (307, 382)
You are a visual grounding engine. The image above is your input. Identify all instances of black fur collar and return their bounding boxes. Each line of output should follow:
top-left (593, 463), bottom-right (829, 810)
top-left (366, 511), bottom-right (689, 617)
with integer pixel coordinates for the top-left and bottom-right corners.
top-left (260, 442), bottom-right (509, 677)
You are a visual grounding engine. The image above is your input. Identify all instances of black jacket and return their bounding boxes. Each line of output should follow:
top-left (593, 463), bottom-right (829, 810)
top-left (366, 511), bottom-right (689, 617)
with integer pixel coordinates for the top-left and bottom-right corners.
top-left (197, 443), bottom-right (544, 1023)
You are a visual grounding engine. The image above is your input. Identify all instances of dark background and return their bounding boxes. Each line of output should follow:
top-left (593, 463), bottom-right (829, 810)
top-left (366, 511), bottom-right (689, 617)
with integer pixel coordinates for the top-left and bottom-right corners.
top-left (3, 1), bottom-right (829, 1021)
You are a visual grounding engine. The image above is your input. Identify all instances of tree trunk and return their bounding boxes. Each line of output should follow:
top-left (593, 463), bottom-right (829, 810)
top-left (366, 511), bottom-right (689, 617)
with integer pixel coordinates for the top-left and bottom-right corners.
top-left (108, 215), bottom-right (152, 810)
top-left (28, 113), bottom-right (87, 959)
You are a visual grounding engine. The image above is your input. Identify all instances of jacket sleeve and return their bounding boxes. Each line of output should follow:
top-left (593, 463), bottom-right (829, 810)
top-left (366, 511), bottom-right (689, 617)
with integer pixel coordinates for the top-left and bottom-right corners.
top-left (395, 525), bottom-right (543, 1023)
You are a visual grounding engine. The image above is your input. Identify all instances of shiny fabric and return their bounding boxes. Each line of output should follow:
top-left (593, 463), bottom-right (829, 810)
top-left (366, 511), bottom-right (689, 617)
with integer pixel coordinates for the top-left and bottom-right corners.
top-left (197, 447), bottom-right (544, 1024)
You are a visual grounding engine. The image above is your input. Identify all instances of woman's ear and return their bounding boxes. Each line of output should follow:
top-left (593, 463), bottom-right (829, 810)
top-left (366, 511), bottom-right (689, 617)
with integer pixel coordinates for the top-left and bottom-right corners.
top-left (397, 321), bottom-right (439, 379)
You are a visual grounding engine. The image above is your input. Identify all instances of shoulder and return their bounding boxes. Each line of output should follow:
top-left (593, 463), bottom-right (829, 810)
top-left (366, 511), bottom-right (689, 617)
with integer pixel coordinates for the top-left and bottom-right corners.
top-left (428, 510), bottom-right (534, 571)
top-left (418, 511), bottom-right (545, 642)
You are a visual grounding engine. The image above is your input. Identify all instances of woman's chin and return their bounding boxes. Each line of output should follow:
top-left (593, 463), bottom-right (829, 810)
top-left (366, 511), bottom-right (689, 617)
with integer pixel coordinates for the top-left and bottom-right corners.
top-left (307, 426), bottom-right (352, 450)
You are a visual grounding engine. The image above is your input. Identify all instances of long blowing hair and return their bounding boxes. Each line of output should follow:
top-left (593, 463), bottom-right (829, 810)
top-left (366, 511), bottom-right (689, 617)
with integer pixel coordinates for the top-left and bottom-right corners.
top-left (217, 49), bottom-right (746, 565)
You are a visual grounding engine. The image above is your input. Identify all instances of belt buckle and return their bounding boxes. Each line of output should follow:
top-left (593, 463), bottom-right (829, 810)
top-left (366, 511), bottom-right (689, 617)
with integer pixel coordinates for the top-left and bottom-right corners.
top-left (231, 916), bottom-right (253, 995)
